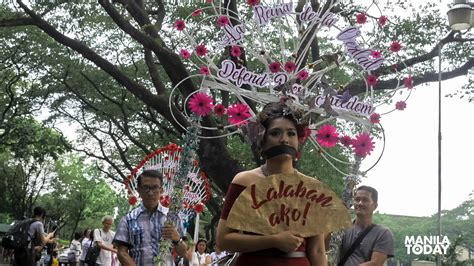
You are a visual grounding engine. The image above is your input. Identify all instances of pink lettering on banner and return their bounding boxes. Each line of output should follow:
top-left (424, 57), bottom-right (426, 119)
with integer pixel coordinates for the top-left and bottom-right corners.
top-left (254, 2), bottom-right (293, 26)
top-left (218, 60), bottom-right (269, 88)
top-left (337, 26), bottom-right (384, 71)
top-left (299, 5), bottom-right (338, 27)
top-left (219, 24), bottom-right (246, 47)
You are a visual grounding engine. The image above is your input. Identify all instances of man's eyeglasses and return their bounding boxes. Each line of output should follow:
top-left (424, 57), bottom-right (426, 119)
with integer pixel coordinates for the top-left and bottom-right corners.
top-left (138, 185), bottom-right (162, 193)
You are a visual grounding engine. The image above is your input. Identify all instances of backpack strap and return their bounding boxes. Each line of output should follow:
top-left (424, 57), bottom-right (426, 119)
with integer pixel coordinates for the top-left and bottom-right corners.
top-left (338, 224), bottom-right (376, 266)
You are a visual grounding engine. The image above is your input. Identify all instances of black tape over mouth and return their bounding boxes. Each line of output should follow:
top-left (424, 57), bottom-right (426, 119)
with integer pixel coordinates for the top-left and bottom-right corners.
top-left (262, 145), bottom-right (296, 160)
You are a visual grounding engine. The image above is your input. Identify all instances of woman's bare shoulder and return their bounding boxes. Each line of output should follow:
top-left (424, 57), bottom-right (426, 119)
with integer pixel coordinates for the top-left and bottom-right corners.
top-left (232, 167), bottom-right (264, 187)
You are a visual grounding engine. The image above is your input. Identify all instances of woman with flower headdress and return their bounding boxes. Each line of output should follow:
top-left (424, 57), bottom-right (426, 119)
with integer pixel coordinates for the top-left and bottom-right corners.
top-left (216, 102), bottom-right (327, 265)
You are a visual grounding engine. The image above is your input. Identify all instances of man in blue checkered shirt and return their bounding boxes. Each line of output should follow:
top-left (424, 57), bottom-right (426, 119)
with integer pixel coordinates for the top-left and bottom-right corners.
top-left (113, 170), bottom-right (189, 265)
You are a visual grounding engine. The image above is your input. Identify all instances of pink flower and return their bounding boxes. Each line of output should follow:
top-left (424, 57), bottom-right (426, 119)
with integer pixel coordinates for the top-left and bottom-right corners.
top-left (395, 101), bottom-right (406, 110)
top-left (378, 15), bottom-right (388, 27)
top-left (390, 41), bottom-right (402, 53)
top-left (174, 20), bottom-right (186, 31)
top-left (180, 49), bottom-right (191, 59)
top-left (217, 15), bottom-right (230, 27)
top-left (227, 103), bottom-right (251, 127)
top-left (199, 66), bottom-right (210, 76)
top-left (404, 76), bottom-right (414, 89)
top-left (192, 9), bottom-right (203, 17)
top-left (188, 92), bottom-right (214, 116)
top-left (370, 113), bottom-right (381, 124)
top-left (247, 0), bottom-right (260, 6)
top-left (352, 132), bottom-right (375, 158)
top-left (340, 135), bottom-right (353, 147)
top-left (297, 70), bottom-right (309, 80)
top-left (316, 124), bottom-right (339, 148)
top-left (367, 74), bottom-right (378, 86)
top-left (206, 0), bottom-right (212, 3)
top-left (195, 44), bottom-right (207, 57)
top-left (214, 104), bottom-right (226, 116)
top-left (231, 45), bottom-right (241, 57)
top-left (356, 13), bottom-right (367, 24)
top-left (371, 50), bottom-right (382, 59)
top-left (269, 61), bottom-right (281, 73)
top-left (284, 61), bottom-right (296, 73)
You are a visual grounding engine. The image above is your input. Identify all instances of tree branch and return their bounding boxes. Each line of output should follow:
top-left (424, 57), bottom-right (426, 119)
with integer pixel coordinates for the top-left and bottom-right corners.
top-left (0, 16), bottom-right (34, 27)
top-left (347, 57), bottom-right (474, 95)
top-left (15, 0), bottom-right (189, 133)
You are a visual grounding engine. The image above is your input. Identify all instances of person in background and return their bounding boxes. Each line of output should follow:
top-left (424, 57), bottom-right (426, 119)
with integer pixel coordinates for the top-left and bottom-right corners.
top-left (94, 215), bottom-right (117, 265)
top-left (13, 206), bottom-right (55, 266)
top-left (113, 170), bottom-right (188, 265)
top-left (68, 231), bottom-right (82, 266)
top-left (79, 229), bottom-right (92, 266)
top-left (337, 186), bottom-right (394, 266)
top-left (190, 239), bottom-right (211, 265)
top-left (210, 244), bottom-right (227, 265)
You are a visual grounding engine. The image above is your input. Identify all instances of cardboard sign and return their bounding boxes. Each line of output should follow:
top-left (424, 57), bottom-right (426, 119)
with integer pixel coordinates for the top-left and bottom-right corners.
top-left (227, 173), bottom-right (351, 237)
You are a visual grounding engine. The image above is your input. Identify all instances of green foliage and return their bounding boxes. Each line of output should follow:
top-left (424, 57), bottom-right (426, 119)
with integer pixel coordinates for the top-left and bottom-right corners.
top-left (37, 155), bottom-right (128, 240)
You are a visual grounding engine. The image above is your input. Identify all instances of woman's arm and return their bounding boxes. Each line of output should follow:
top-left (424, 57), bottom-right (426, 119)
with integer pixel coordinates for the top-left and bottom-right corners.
top-left (306, 234), bottom-right (327, 266)
top-left (216, 218), bottom-right (304, 253)
top-left (205, 254), bottom-right (212, 264)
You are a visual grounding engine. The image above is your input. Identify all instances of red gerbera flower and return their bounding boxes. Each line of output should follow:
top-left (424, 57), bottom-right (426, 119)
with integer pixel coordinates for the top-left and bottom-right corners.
top-left (160, 195), bottom-right (171, 207)
top-left (297, 70), bottom-right (309, 81)
top-left (195, 44), bottom-right (207, 57)
top-left (370, 113), bottom-right (381, 124)
top-left (284, 61), bottom-right (296, 72)
top-left (214, 104), bottom-right (227, 116)
top-left (199, 66), bottom-right (210, 76)
top-left (269, 61), bottom-right (281, 73)
top-left (340, 135), bottom-right (353, 147)
top-left (217, 15), bottom-right (230, 27)
top-left (174, 20), bottom-right (186, 31)
top-left (352, 132), bottom-right (374, 158)
top-left (247, 0), bottom-right (260, 6)
top-left (298, 127), bottom-right (312, 143)
top-left (367, 74), bottom-right (378, 86)
top-left (180, 49), bottom-right (191, 59)
top-left (188, 92), bottom-right (214, 116)
top-left (371, 50), bottom-right (382, 59)
top-left (231, 45), bottom-right (241, 57)
top-left (192, 9), bottom-right (203, 17)
top-left (390, 41), bottom-right (402, 53)
top-left (227, 103), bottom-right (251, 126)
top-left (128, 196), bottom-right (137, 206)
top-left (194, 202), bottom-right (205, 213)
top-left (378, 15), bottom-right (388, 27)
top-left (356, 13), bottom-right (367, 24)
top-left (316, 124), bottom-right (339, 148)
top-left (404, 76), bottom-right (414, 89)
top-left (395, 101), bottom-right (406, 110)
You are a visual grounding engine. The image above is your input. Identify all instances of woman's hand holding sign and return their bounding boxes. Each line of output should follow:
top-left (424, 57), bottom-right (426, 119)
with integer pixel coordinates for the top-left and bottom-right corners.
top-left (274, 231), bottom-right (304, 252)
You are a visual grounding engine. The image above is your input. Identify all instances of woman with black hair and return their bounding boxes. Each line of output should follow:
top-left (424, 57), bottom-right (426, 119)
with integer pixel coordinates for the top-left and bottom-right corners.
top-left (216, 102), bottom-right (327, 266)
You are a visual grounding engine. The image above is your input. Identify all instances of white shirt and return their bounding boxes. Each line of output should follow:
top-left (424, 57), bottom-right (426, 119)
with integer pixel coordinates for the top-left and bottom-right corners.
top-left (191, 251), bottom-right (210, 265)
top-left (94, 228), bottom-right (115, 265)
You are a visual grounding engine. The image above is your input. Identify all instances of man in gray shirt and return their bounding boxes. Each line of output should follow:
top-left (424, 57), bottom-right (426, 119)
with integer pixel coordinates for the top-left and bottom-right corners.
top-left (13, 206), bottom-right (55, 266)
top-left (338, 186), bottom-right (394, 266)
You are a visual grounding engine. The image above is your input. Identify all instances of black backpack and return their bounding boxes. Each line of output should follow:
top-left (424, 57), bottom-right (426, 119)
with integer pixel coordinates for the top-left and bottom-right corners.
top-left (1, 218), bottom-right (36, 250)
